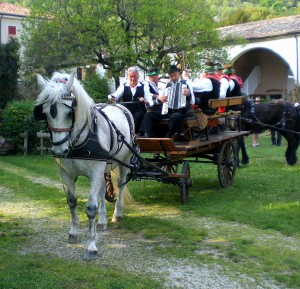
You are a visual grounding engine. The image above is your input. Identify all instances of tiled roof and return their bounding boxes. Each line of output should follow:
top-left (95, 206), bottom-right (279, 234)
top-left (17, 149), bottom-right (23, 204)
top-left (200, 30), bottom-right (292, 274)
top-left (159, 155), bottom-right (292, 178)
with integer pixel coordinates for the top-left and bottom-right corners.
top-left (219, 14), bottom-right (300, 40)
top-left (0, 2), bottom-right (29, 17)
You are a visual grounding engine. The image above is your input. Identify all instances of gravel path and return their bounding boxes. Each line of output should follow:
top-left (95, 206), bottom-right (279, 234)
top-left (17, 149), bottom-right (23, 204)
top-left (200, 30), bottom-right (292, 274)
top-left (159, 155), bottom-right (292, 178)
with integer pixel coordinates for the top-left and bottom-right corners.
top-left (0, 168), bottom-right (289, 289)
top-left (0, 160), bottom-right (292, 289)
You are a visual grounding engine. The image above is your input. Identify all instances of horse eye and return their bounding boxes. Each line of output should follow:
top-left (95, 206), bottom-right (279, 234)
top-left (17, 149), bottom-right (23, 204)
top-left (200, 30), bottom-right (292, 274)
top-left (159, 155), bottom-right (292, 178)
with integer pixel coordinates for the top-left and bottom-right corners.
top-left (67, 110), bottom-right (74, 118)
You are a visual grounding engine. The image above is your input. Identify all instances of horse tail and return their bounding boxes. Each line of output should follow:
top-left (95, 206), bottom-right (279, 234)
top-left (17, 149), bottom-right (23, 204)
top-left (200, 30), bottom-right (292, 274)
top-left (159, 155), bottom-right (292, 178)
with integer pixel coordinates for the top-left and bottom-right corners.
top-left (122, 185), bottom-right (135, 206)
top-left (294, 107), bottom-right (300, 145)
top-left (110, 169), bottom-right (135, 207)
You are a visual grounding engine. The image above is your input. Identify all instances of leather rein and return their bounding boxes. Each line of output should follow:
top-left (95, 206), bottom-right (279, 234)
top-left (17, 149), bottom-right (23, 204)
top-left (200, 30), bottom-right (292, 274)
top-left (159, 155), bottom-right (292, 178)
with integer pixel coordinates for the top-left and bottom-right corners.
top-left (241, 101), bottom-right (300, 135)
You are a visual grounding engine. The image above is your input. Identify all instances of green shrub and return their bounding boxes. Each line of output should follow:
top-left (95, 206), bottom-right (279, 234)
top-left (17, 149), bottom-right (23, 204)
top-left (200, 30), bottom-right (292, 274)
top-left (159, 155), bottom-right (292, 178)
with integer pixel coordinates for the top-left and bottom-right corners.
top-left (0, 38), bottom-right (20, 108)
top-left (82, 71), bottom-right (110, 102)
top-left (1, 100), bottom-right (46, 152)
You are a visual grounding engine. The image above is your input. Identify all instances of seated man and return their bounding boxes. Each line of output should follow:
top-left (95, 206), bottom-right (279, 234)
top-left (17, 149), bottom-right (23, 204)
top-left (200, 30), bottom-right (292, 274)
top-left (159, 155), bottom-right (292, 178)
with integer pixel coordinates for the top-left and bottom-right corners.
top-left (192, 61), bottom-right (220, 113)
top-left (108, 66), bottom-right (154, 133)
top-left (139, 65), bottom-right (194, 138)
top-left (223, 63), bottom-right (244, 97)
top-left (192, 61), bottom-right (224, 133)
top-left (143, 67), bottom-right (162, 111)
top-left (215, 63), bottom-right (231, 99)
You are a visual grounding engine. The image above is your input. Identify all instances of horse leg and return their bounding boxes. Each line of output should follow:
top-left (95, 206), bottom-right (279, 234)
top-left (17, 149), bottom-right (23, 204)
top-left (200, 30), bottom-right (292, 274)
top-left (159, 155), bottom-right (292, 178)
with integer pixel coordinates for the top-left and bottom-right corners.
top-left (236, 139), bottom-right (241, 167)
top-left (57, 166), bottom-right (80, 243)
top-left (110, 166), bottom-right (128, 223)
top-left (67, 186), bottom-right (81, 243)
top-left (240, 137), bottom-right (249, 165)
top-left (285, 133), bottom-right (299, 165)
top-left (83, 168), bottom-right (106, 261)
top-left (97, 176), bottom-right (108, 231)
top-left (237, 137), bottom-right (249, 166)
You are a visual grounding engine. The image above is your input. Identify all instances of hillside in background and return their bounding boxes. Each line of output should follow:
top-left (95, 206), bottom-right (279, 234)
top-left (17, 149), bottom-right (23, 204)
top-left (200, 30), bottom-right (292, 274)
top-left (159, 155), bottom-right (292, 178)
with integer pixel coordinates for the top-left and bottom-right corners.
top-left (1, 0), bottom-right (299, 26)
top-left (210, 0), bottom-right (300, 25)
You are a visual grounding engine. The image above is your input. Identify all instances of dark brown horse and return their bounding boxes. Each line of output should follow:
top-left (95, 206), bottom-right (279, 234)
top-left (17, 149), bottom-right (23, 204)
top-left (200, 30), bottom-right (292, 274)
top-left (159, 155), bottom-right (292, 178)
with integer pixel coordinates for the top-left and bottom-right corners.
top-left (230, 98), bottom-right (300, 166)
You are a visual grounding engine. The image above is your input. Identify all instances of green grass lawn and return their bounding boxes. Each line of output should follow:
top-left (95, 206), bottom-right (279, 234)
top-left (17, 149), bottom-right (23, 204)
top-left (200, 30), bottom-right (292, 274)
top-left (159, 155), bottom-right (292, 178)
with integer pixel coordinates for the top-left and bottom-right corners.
top-left (0, 133), bottom-right (300, 288)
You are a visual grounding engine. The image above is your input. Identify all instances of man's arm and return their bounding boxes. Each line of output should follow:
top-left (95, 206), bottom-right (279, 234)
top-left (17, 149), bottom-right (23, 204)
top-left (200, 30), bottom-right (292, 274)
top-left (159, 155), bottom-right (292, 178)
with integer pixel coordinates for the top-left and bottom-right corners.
top-left (108, 84), bottom-right (125, 102)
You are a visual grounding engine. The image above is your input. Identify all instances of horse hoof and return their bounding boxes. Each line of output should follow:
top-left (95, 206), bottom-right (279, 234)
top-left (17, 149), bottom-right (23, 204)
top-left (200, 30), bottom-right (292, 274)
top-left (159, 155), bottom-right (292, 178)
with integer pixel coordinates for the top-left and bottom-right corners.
top-left (83, 250), bottom-right (98, 261)
top-left (97, 223), bottom-right (107, 231)
top-left (241, 159), bottom-right (249, 165)
top-left (68, 234), bottom-right (80, 243)
top-left (111, 216), bottom-right (123, 223)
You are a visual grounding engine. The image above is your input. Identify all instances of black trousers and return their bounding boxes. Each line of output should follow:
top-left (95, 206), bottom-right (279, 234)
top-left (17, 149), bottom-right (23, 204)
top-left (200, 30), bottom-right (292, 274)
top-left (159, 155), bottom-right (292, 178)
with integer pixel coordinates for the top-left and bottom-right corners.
top-left (271, 129), bottom-right (282, 145)
top-left (132, 110), bottom-right (146, 133)
top-left (139, 109), bottom-right (186, 137)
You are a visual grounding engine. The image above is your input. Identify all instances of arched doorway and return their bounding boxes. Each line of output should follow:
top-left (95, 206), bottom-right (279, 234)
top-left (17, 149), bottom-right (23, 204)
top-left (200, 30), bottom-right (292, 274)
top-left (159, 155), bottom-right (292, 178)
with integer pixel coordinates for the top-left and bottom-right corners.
top-left (232, 48), bottom-right (295, 100)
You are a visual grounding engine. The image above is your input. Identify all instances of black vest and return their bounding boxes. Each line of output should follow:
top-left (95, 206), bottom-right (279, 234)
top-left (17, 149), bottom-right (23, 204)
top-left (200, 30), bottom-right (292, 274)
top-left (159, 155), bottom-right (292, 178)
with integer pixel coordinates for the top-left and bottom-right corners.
top-left (230, 79), bottom-right (242, 96)
top-left (148, 82), bottom-right (159, 95)
top-left (123, 82), bottom-right (145, 102)
top-left (194, 78), bottom-right (220, 110)
top-left (122, 82), bottom-right (146, 113)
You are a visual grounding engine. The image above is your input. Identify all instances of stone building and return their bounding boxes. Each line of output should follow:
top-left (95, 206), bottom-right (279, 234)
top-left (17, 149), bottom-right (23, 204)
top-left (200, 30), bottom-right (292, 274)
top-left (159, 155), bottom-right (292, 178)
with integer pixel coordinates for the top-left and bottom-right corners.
top-left (0, 2), bottom-right (29, 53)
top-left (219, 15), bottom-right (300, 100)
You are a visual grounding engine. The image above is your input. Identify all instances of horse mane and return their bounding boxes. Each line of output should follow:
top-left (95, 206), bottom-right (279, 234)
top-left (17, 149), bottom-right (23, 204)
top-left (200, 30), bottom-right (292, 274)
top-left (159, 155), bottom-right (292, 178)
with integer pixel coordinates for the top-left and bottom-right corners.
top-left (71, 75), bottom-right (95, 130)
top-left (36, 72), bottom-right (95, 130)
top-left (270, 99), bottom-right (289, 105)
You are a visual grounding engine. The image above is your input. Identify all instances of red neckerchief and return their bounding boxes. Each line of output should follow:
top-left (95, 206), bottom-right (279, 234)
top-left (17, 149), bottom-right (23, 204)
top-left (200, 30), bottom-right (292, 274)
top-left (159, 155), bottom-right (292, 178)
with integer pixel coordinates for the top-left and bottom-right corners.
top-left (229, 74), bottom-right (244, 88)
top-left (219, 74), bottom-right (230, 81)
top-left (205, 74), bottom-right (220, 83)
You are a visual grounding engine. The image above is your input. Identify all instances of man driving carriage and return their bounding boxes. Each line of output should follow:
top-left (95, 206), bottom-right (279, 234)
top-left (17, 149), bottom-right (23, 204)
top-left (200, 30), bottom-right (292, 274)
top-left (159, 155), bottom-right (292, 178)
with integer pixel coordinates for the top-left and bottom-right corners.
top-left (108, 66), bottom-right (154, 133)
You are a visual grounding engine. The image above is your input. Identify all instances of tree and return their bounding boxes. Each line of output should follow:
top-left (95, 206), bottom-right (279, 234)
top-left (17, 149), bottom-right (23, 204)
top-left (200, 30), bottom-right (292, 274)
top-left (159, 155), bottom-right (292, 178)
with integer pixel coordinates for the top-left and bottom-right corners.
top-left (219, 5), bottom-right (274, 26)
top-left (22, 0), bottom-right (220, 84)
top-left (0, 38), bottom-right (20, 108)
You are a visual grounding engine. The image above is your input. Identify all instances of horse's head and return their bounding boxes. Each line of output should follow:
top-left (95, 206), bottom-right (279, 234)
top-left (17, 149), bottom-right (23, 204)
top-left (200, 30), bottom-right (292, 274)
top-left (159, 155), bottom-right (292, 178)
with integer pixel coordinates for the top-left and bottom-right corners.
top-left (34, 73), bottom-right (78, 156)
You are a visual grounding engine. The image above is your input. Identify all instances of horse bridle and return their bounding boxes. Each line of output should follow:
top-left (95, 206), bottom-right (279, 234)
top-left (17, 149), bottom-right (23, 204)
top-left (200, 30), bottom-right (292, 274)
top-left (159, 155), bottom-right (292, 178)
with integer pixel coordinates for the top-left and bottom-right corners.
top-left (242, 100), bottom-right (297, 132)
top-left (47, 97), bottom-right (78, 146)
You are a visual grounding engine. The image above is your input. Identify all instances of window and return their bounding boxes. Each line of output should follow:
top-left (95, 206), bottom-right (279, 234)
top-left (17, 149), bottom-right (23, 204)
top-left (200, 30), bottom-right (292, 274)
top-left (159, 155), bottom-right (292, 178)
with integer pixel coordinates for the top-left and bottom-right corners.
top-left (8, 26), bottom-right (17, 37)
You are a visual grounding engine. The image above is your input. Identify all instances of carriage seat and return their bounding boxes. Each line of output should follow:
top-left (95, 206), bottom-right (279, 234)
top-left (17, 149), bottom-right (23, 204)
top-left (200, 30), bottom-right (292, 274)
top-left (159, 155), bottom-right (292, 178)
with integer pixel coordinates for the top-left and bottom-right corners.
top-left (153, 96), bottom-right (244, 141)
top-left (204, 96), bottom-right (244, 140)
top-left (207, 96), bottom-right (243, 118)
top-left (153, 109), bottom-right (208, 141)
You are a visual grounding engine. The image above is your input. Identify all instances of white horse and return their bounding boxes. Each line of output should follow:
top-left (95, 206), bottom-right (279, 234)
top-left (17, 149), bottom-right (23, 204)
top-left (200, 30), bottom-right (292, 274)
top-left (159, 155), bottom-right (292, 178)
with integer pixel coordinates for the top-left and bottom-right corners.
top-left (34, 72), bottom-right (136, 260)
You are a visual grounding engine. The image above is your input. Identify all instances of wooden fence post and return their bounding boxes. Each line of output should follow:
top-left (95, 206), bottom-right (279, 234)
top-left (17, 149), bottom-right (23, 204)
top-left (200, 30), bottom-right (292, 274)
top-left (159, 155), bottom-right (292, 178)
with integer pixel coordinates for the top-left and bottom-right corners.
top-left (18, 131), bottom-right (28, 156)
top-left (36, 131), bottom-right (51, 155)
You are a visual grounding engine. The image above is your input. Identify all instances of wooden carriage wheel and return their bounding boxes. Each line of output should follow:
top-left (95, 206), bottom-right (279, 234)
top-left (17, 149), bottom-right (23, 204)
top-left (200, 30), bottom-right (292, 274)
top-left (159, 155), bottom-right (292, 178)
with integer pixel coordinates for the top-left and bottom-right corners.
top-left (161, 163), bottom-right (179, 174)
top-left (217, 140), bottom-right (237, 188)
top-left (105, 173), bottom-right (116, 203)
top-left (180, 160), bottom-right (192, 203)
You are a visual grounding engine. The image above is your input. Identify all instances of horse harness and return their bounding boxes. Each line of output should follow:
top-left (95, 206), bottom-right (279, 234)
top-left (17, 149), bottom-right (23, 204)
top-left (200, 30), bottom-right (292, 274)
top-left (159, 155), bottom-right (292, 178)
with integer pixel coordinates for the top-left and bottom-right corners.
top-left (36, 98), bottom-right (141, 173)
top-left (242, 100), bottom-right (300, 134)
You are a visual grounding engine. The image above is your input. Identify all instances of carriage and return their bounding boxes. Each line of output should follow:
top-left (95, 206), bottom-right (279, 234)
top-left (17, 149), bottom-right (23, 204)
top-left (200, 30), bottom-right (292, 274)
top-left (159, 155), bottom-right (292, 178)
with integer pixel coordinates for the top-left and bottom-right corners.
top-left (128, 97), bottom-right (300, 204)
top-left (105, 96), bottom-right (250, 204)
top-left (34, 72), bottom-right (300, 259)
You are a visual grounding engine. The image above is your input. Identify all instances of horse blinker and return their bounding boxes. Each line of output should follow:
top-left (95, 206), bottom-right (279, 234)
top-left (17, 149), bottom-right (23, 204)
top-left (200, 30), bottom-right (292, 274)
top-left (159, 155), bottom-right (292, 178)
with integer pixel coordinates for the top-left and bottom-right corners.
top-left (33, 104), bottom-right (46, 121)
top-left (50, 103), bottom-right (57, 119)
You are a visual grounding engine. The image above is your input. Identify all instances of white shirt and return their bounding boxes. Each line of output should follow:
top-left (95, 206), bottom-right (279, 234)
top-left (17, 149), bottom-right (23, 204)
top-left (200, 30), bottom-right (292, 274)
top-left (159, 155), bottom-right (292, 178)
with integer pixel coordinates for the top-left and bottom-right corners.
top-left (184, 79), bottom-right (195, 105)
top-left (144, 80), bottom-right (159, 95)
top-left (192, 78), bottom-right (213, 92)
top-left (144, 80), bottom-right (162, 105)
top-left (110, 81), bottom-right (154, 106)
top-left (229, 79), bottom-right (235, 92)
top-left (219, 78), bottom-right (230, 99)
